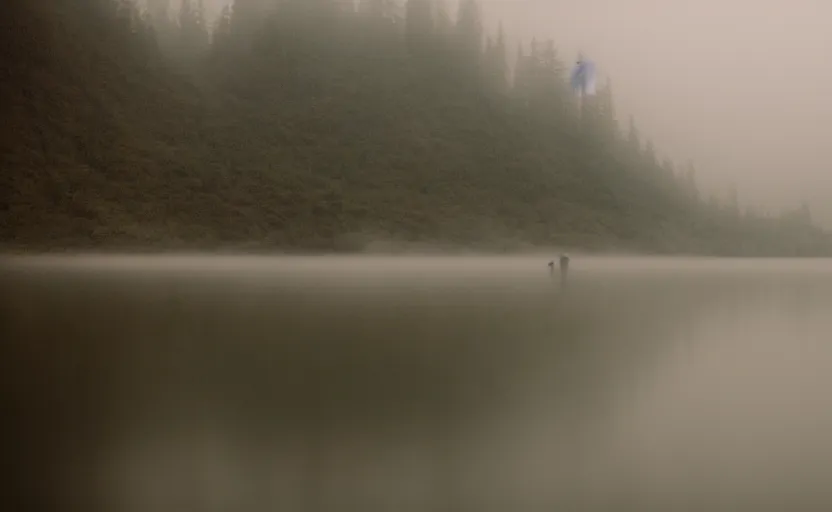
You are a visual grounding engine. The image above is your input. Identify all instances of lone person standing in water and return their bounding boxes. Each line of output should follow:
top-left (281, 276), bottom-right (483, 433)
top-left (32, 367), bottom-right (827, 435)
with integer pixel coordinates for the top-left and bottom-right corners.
top-left (548, 253), bottom-right (570, 287)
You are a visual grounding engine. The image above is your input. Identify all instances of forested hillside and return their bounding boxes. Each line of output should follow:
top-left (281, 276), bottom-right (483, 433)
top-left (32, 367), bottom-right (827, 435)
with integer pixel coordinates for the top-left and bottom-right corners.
top-left (2, 0), bottom-right (829, 255)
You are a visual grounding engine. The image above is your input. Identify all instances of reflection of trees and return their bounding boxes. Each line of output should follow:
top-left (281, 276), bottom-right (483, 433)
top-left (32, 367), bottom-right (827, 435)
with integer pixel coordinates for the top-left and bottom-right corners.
top-left (1, 260), bottom-right (802, 512)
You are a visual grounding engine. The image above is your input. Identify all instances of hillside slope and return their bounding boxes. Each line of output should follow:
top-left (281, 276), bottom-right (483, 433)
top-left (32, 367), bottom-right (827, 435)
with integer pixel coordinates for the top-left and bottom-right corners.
top-left (1, 0), bottom-right (828, 255)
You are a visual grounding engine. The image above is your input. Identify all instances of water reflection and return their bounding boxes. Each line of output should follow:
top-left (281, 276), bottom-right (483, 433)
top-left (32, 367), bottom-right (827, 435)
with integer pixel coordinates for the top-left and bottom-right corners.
top-left (3, 256), bottom-right (832, 511)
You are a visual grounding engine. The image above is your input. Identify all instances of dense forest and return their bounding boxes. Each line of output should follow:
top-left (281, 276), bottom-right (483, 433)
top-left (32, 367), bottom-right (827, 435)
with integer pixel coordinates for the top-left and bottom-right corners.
top-left (1, 0), bottom-right (829, 255)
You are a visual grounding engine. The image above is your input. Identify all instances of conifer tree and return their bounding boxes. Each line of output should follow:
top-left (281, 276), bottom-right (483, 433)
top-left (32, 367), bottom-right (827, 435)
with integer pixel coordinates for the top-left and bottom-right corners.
top-left (483, 23), bottom-right (508, 95)
top-left (405, 0), bottom-right (434, 55)
top-left (455, 0), bottom-right (483, 61)
top-left (178, 0), bottom-right (209, 58)
top-left (434, 0), bottom-right (453, 38)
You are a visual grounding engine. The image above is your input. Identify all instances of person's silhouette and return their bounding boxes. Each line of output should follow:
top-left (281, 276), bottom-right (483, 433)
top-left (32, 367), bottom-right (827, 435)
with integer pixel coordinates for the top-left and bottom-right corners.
top-left (548, 254), bottom-right (570, 287)
top-left (559, 253), bottom-right (570, 279)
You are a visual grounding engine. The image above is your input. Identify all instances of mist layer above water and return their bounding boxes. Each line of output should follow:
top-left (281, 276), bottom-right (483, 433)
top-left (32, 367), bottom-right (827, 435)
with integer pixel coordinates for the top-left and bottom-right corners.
top-left (4, 255), bottom-right (832, 511)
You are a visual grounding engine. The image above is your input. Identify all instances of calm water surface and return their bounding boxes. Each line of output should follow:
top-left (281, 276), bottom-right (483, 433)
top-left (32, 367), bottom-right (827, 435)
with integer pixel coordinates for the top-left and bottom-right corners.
top-left (4, 255), bottom-right (832, 512)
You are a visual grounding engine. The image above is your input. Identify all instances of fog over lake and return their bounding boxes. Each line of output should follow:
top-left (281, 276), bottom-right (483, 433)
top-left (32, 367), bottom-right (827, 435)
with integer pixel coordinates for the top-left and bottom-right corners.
top-left (4, 255), bottom-right (832, 511)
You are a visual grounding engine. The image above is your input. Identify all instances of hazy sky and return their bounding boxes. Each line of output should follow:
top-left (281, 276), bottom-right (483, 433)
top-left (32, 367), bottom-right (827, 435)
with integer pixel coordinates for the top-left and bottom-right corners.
top-left (195, 0), bottom-right (832, 220)
top-left (480, 0), bottom-right (832, 219)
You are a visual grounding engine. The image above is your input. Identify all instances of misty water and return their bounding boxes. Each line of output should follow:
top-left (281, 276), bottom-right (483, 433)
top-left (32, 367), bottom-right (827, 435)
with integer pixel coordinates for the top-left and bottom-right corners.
top-left (4, 255), bottom-right (832, 511)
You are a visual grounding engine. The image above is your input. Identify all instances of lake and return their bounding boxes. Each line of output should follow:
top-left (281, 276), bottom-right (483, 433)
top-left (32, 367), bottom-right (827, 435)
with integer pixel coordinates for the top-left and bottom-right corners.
top-left (4, 255), bottom-right (832, 512)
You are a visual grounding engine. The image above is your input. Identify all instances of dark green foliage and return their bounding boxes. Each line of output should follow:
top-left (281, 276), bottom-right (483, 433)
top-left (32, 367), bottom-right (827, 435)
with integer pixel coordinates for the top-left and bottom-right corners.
top-left (1, 0), bottom-right (829, 255)
top-left (483, 23), bottom-right (508, 96)
top-left (405, 0), bottom-right (433, 54)
top-left (177, 0), bottom-right (209, 57)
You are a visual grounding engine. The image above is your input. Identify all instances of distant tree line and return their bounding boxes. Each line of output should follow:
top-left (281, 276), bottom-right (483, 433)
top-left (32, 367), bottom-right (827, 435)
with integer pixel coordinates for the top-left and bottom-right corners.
top-left (3, 0), bottom-right (828, 255)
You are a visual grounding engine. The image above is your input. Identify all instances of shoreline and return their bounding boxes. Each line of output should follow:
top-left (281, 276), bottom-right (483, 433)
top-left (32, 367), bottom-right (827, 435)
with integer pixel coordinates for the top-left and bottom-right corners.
top-left (1, 244), bottom-right (829, 259)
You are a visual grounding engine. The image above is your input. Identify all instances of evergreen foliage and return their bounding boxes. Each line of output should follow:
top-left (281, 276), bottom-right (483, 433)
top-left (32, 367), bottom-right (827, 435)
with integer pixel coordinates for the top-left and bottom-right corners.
top-left (1, 0), bottom-right (828, 255)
